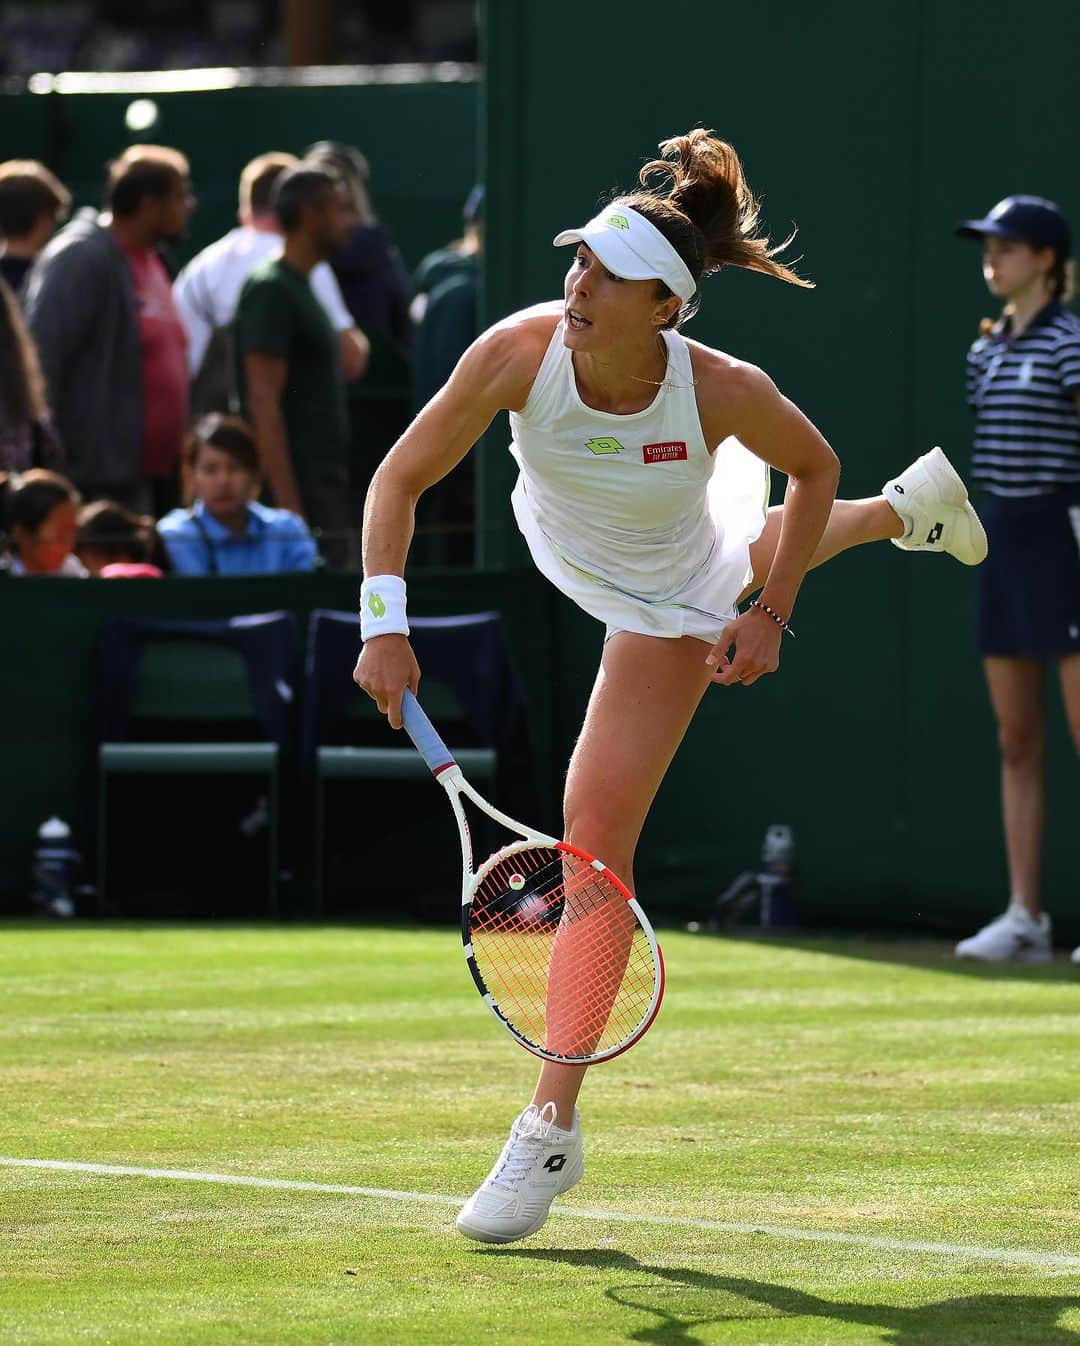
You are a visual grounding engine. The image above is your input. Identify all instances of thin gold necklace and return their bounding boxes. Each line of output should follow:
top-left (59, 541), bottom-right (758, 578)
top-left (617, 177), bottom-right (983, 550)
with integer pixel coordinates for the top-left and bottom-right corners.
top-left (591, 335), bottom-right (699, 391)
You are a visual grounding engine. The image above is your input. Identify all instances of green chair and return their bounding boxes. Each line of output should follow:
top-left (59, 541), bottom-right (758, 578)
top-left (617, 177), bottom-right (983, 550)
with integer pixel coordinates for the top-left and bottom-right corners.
top-left (303, 610), bottom-right (503, 916)
top-left (96, 614), bottom-right (297, 915)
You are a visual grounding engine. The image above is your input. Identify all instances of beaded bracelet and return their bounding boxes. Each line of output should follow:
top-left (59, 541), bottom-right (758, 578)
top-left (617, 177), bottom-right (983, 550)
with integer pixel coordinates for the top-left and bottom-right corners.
top-left (749, 598), bottom-right (795, 638)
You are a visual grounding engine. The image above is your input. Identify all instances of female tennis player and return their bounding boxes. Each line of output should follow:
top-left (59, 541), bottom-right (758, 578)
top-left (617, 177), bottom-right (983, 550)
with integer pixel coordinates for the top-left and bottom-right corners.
top-left (353, 129), bottom-right (987, 1244)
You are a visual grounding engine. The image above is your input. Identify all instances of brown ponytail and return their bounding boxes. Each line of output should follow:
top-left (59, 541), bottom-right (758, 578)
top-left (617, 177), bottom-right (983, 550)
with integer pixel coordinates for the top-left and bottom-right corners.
top-left (611, 129), bottom-right (812, 326)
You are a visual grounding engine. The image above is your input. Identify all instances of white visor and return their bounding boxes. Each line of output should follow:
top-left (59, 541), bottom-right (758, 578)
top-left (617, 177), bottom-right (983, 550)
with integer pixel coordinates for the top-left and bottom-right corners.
top-left (553, 204), bottom-right (697, 302)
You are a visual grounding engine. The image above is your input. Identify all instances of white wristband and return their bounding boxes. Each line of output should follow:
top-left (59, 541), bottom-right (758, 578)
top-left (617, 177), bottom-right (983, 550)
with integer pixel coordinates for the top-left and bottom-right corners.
top-left (359, 574), bottom-right (409, 640)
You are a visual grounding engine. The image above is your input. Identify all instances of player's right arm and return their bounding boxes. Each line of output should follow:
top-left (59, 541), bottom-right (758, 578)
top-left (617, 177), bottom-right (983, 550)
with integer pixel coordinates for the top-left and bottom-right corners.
top-left (355, 307), bottom-right (557, 725)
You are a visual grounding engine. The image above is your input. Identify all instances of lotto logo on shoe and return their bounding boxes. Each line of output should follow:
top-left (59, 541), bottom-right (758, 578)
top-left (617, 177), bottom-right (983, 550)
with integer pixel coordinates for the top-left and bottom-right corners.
top-left (543, 1154), bottom-right (568, 1172)
top-left (643, 441), bottom-right (688, 463)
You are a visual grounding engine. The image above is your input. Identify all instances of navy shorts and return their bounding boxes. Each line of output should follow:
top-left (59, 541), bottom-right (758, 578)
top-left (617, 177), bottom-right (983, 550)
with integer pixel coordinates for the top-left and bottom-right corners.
top-left (977, 487), bottom-right (1080, 658)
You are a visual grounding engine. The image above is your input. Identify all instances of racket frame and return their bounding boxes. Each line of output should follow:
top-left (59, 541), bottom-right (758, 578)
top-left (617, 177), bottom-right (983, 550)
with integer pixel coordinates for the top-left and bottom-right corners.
top-left (403, 691), bottom-right (665, 1064)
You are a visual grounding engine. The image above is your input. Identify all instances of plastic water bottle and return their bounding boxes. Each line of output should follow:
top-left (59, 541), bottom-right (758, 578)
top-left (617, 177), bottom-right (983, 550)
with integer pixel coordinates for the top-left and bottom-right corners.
top-left (31, 817), bottom-right (80, 919)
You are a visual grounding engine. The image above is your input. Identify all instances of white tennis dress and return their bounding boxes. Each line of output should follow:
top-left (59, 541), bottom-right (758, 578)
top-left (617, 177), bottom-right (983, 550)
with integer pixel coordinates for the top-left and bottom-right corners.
top-left (509, 321), bottom-right (770, 642)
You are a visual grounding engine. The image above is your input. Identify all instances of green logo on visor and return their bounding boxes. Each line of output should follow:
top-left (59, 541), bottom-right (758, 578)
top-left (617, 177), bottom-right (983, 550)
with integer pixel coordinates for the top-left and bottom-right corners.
top-left (367, 592), bottom-right (386, 618)
top-left (586, 437), bottom-right (623, 455)
top-left (606, 214), bottom-right (629, 230)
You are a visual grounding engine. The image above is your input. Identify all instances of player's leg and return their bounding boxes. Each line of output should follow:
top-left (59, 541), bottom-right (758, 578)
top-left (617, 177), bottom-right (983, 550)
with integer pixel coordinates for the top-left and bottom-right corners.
top-left (457, 632), bottom-right (712, 1244)
top-left (743, 446), bottom-right (986, 597)
top-left (531, 631), bottom-right (714, 1123)
top-left (955, 657), bottom-right (1052, 963)
top-left (744, 496), bottom-right (900, 596)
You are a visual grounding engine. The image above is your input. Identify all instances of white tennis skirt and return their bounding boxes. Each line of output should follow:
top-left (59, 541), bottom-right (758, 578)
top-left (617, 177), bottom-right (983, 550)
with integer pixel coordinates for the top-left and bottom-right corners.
top-left (511, 438), bottom-right (770, 645)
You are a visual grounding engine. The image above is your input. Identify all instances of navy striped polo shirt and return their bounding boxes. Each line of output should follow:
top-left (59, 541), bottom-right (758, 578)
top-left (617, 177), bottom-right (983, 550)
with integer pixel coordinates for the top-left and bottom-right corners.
top-left (966, 300), bottom-right (1080, 497)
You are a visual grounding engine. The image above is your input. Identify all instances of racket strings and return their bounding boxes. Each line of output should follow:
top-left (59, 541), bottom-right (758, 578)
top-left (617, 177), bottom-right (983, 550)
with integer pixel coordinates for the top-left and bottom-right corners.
top-left (469, 848), bottom-right (657, 1059)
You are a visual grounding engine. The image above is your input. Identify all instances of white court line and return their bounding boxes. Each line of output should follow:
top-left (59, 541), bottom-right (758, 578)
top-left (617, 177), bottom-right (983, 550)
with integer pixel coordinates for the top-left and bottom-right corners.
top-left (2, 1156), bottom-right (1078, 1272)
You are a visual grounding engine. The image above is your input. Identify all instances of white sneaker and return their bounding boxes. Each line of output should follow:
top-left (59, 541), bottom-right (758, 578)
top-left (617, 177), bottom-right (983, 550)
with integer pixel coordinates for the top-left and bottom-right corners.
top-left (1071, 946), bottom-right (1080, 965)
top-left (955, 906), bottom-right (1052, 963)
top-left (456, 1103), bottom-right (584, 1244)
top-left (883, 447), bottom-right (988, 565)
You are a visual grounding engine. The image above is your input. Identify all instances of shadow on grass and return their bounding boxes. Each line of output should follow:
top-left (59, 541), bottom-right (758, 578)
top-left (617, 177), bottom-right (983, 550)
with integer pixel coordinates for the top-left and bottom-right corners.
top-left (688, 929), bottom-right (1080, 984)
top-left (484, 1248), bottom-right (1079, 1345)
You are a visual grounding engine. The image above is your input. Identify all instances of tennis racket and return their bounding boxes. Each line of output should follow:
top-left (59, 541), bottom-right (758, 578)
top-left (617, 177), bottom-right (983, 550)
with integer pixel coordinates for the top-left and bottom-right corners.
top-left (401, 688), bottom-right (664, 1065)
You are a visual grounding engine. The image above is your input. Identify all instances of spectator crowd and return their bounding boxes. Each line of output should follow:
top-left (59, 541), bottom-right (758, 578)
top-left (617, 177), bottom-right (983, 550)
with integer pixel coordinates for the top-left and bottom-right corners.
top-left (0, 143), bottom-right (482, 577)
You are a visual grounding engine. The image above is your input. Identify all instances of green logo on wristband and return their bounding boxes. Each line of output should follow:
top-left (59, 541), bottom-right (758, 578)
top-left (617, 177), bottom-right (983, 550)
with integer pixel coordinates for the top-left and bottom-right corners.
top-left (367, 592), bottom-right (386, 619)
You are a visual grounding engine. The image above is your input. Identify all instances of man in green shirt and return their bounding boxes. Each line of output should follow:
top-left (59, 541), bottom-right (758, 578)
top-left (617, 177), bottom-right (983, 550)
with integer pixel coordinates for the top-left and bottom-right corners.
top-left (235, 165), bottom-right (353, 566)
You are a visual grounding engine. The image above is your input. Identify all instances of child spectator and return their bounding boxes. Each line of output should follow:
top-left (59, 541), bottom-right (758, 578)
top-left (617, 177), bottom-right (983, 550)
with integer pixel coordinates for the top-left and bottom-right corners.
top-left (76, 499), bottom-right (166, 577)
top-left (0, 468), bottom-right (86, 575)
top-left (157, 413), bottom-right (319, 575)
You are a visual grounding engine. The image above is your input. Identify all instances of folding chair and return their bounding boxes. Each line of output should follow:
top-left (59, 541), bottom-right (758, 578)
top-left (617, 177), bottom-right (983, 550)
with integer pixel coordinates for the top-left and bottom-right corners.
top-left (96, 612), bottom-right (298, 915)
top-left (302, 609), bottom-right (533, 916)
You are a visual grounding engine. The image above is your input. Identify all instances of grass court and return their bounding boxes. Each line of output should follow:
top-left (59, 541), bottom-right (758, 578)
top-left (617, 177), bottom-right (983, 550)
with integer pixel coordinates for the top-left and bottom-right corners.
top-left (2, 924), bottom-right (1077, 1345)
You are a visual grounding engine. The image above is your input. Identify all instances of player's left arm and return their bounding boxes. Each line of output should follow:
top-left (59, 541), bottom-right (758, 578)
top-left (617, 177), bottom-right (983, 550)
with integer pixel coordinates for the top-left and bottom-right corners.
top-left (727, 361), bottom-right (840, 617)
top-left (697, 354), bottom-right (840, 684)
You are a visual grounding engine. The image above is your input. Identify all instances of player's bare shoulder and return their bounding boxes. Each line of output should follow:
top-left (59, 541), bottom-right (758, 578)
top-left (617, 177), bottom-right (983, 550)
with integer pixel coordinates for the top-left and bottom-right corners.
top-left (685, 336), bottom-right (775, 401)
top-left (453, 301), bottom-right (561, 413)
top-left (684, 337), bottom-right (781, 445)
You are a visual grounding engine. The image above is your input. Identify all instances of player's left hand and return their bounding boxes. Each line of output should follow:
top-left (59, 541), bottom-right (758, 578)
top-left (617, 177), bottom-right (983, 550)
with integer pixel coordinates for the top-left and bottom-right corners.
top-left (705, 607), bottom-right (783, 687)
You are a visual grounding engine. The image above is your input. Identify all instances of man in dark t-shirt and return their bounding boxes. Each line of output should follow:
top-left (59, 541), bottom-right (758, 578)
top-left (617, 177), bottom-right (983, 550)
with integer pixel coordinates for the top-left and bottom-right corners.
top-left (234, 165), bottom-right (353, 567)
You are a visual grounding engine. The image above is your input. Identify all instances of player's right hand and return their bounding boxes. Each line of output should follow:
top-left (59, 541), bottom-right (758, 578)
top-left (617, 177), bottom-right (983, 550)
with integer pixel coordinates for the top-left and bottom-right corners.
top-left (353, 634), bottom-right (420, 730)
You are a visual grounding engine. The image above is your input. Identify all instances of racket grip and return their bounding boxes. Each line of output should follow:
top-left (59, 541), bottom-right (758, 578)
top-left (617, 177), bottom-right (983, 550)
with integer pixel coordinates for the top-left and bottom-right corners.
top-left (401, 689), bottom-right (456, 774)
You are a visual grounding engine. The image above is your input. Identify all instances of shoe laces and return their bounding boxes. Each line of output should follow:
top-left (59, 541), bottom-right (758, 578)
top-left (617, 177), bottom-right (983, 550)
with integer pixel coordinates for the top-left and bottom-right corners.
top-left (491, 1102), bottom-right (560, 1189)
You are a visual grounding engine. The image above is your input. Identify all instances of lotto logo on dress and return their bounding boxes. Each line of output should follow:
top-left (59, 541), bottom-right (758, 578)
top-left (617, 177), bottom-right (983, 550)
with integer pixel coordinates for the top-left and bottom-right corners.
top-left (642, 442), bottom-right (688, 463)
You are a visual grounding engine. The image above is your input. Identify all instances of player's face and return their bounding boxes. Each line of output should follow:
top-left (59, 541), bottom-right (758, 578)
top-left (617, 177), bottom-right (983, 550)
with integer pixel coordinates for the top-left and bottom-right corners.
top-left (563, 246), bottom-right (678, 350)
top-left (982, 236), bottom-right (1054, 301)
top-left (13, 501), bottom-right (77, 574)
top-left (193, 444), bottom-right (257, 521)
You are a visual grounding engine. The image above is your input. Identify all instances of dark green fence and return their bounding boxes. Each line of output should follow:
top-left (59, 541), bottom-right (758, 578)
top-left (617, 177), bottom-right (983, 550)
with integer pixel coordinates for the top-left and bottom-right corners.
top-left (478, 0), bottom-right (1080, 933)
top-left (1, 8), bottom-right (1076, 933)
top-left (0, 570), bottom-right (560, 917)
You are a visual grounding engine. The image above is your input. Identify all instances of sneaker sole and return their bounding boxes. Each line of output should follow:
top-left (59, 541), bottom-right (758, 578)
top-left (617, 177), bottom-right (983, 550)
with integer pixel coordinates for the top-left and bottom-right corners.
top-left (455, 1155), bottom-right (585, 1245)
top-left (923, 448), bottom-right (988, 566)
top-left (955, 945), bottom-right (1052, 964)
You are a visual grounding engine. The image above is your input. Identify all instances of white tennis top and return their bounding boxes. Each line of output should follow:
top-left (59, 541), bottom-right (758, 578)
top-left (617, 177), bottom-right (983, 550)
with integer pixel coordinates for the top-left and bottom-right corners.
top-left (509, 321), bottom-right (770, 641)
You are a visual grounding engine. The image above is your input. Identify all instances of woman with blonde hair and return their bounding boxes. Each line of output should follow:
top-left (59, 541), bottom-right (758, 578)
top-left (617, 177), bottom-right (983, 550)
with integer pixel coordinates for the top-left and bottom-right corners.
top-left (354, 129), bottom-right (987, 1244)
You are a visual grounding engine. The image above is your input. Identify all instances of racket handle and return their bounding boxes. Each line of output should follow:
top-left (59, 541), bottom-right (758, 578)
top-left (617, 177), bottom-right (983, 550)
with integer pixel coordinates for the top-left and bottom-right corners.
top-left (401, 688), bottom-right (456, 774)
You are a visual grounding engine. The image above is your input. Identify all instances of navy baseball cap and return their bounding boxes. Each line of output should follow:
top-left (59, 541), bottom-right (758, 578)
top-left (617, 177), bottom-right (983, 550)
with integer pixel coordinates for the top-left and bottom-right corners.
top-left (956, 195), bottom-right (1072, 257)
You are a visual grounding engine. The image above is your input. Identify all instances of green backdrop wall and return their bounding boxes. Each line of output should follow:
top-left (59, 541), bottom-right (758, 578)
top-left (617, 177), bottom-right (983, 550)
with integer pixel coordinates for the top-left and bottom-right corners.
top-left (0, 7), bottom-right (1076, 933)
top-left (478, 0), bottom-right (1080, 934)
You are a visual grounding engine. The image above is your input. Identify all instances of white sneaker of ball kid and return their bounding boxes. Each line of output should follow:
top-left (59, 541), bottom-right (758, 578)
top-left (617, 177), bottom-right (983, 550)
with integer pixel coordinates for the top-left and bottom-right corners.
top-left (955, 905), bottom-right (1052, 963)
top-left (883, 447), bottom-right (988, 565)
top-left (456, 1102), bottom-right (584, 1244)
